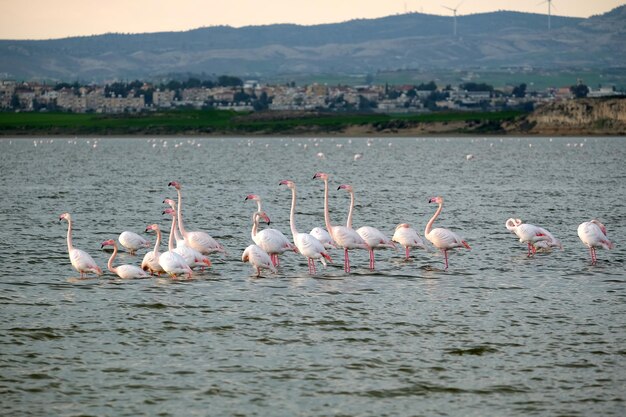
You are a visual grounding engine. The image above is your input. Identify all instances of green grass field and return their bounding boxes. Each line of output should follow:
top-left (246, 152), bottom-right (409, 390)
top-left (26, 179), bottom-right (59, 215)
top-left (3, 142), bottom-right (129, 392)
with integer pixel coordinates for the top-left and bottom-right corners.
top-left (0, 109), bottom-right (524, 135)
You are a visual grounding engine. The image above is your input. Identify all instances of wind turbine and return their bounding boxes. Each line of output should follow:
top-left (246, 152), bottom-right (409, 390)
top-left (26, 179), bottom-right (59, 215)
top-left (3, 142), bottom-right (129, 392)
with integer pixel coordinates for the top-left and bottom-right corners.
top-left (538, 0), bottom-right (556, 31)
top-left (442, 1), bottom-right (464, 37)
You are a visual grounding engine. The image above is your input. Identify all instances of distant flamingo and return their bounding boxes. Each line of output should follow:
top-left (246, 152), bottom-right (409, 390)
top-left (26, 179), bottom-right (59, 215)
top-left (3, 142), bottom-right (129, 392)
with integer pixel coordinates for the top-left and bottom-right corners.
top-left (101, 239), bottom-right (149, 279)
top-left (338, 183), bottom-right (395, 270)
top-left (163, 208), bottom-right (211, 270)
top-left (118, 231), bottom-right (150, 255)
top-left (59, 213), bottom-right (103, 278)
top-left (279, 180), bottom-right (332, 274)
top-left (245, 194), bottom-right (297, 266)
top-left (310, 227), bottom-right (336, 250)
top-left (425, 197), bottom-right (471, 270)
top-left (145, 223), bottom-right (192, 279)
top-left (141, 224), bottom-right (165, 276)
top-left (577, 219), bottom-right (614, 264)
top-left (168, 181), bottom-right (225, 255)
top-left (313, 173), bottom-right (368, 273)
top-left (242, 244), bottom-right (277, 278)
top-left (505, 218), bottom-right (562, 257)
top-left (392, 223), bottom-right (427, 260)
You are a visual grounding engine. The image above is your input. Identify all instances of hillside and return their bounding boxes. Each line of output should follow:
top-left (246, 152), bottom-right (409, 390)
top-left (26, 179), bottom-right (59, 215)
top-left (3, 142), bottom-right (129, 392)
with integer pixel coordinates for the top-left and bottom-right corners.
top-left (1, 6), bottom-right (625, 81)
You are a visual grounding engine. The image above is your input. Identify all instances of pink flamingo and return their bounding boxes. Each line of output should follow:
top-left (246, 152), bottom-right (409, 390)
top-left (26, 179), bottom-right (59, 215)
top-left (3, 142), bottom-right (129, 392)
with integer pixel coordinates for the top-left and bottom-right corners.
top-left (279, 180), bottom-right (332, 274)
top-left (163, 208), bottom-right (212, 270)
top-left (338, 184), bottom-right (395, 270)
top-left (392, 223), bottom-right (427, 260)
top-left (59, 213), bottom-right (103, 278)
top-left (309, 227), bottom-right (336, 250)
top-left (242, 244), bottom-right (277, 278)
top-left (505, 218), bottom-right (562, 257)
top-left (168, 181), bottom-right (225, 255)
top-left (245, 194), bottom-right (297, 266)
top-left (577, 219), bottom-right (614, 264)
top-left (145, 223), bottom-right (192, 279)
top-left (141, 224), bottom-right (165, 276)
top-left (101, 239), bottom-right (149, 279)
top-left (118, 231), bottom-right (150, 255)
top-left (425, 197), bottom-right (471, 270)
top-left (313, 173), bottom-right (368, 273)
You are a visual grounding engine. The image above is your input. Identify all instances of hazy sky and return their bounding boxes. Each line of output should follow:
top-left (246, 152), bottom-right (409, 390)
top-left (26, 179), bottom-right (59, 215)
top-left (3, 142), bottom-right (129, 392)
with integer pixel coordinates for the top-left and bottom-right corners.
top-left (1, 0), bottom-right (624, 40)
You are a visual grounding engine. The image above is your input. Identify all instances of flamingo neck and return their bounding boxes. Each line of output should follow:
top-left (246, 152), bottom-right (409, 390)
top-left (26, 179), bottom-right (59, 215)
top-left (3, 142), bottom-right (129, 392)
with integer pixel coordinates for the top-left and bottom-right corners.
top-left (152, 229), bottom-right (162, 258)
top-left (255, 200), bottom-right (262, 212)
top-left (168, 216), bottom-right (176, 252)
top-left (425, 202), bottom-right (443, 237)
top-left (346, 190), bottom-right (355, 229)
top-left (65, 218), bottom-right (74, 252)
top-left (322, 178), bottom-right (334, 235)
top-left (176, 188), bottom-right (187, 237)
top-left (107, 242), bottom-right (118, 274)
top-left (289, 187), bottom-right (299, 239)
top-left (251, 212), bottom-right (260, 239)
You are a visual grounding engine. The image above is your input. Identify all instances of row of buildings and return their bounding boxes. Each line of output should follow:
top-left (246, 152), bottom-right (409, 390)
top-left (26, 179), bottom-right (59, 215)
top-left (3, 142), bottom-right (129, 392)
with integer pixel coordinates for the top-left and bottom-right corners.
top-left (0, 79), bottom-right (621, 114)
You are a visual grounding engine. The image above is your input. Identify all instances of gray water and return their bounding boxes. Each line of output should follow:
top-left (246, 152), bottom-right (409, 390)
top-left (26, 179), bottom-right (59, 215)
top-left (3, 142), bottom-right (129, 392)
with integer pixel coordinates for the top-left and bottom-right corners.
top-left (0, 136), bottom-right (624, 417)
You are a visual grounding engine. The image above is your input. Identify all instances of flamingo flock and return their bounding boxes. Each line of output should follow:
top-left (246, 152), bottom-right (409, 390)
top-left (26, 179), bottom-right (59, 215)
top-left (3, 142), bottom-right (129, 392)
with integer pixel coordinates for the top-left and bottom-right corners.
top-left (58, 176), bottom-right (615, 279)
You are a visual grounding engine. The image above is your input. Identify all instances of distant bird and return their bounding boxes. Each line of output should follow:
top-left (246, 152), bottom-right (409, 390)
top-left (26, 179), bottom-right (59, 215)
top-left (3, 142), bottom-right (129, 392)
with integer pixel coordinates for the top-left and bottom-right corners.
top-left (279, 180), bottom-right (332, 274)
top-left (313, 173), bottom-right (368, 273)
top-left (101, 239), bottom-right (149, 279)
top-left (59, 213), bottom-right (102, 278)
top-left (163, 208), bottom-right (211, 270)
top-left (242, 244), bottom-right (276, 278)
top-left (505, 218), bottom-right (562, 256)
top-left (141, 224), bottom-right (165, 276)
top-left (392, 223), bottom-right (427, 260)
top-left (578, 219), bottom-right (614, 264)
top-left (118, 230), bottom-right (150, 255)
top-left (425, 197), bottom-right (470, 270)
top-left (168, 181), bottom-right (225, 255)
top-left (338, 184), bottom-right (395, 270)
top-left (245, 194), bottom-right (297, 266)
top-left (310, 227), bottom-right (336, 250)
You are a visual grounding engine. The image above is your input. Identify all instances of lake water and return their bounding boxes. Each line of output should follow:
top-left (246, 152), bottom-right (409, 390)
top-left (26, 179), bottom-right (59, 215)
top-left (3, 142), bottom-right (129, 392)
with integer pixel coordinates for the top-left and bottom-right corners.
top-left (0, 136), bottom-right (624, 416)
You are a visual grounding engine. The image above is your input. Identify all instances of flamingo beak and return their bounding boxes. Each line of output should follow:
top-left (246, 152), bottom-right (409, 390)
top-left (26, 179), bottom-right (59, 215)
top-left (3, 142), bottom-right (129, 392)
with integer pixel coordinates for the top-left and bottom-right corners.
top-left (203, 259), bottom-right (212, 267)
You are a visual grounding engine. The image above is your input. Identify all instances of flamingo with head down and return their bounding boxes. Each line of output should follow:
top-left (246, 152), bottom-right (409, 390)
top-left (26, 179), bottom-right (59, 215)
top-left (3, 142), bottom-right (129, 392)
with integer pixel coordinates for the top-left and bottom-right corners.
top-left (309, 227), bottom-right (336, 250)
top-left (59, 213), bottom-right (102, 278)
top-left (577, 219), bottom-right (614, 264)
top-left (101, 239), bottom-right (149, 279)
top-left (279, 180), bottom-right (332, 274)
top-left (505, 218), bottom-right (562, 257)
top-left (168, 181), bottom-right (226, 255)
top-left (313, 173), bottom-right (368, 273)
top-left (425, 197), bottom-right (471, 270)
top-left (118, 230), bottom-right (150, 255)
top-left (245, 194), bottom-right (297, 266)
top-left (242, 244), bottom-right (276, 278)
top-left (337, 183), bottom-right (395, 270)
top-left (392, 223), bottom-right (427, 260)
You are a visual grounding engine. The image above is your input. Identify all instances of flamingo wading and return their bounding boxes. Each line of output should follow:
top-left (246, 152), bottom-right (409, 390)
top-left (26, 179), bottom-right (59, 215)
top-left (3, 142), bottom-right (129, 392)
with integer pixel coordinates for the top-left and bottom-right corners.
top-left (424, 197), bottom-right (470, 270)
top-left (578, 219), bottom-right (614, 264)
top-left (505, 218), bottom-right (562, 257)
top-left (59, 213), bottom-right (102, 278)
top-left (101, 239), bottom-right (149, 279)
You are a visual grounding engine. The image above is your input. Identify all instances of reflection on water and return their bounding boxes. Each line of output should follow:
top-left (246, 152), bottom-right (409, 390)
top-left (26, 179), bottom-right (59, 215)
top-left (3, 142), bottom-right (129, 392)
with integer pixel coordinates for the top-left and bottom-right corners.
top-left (0, 137), bottom-right (624, 416)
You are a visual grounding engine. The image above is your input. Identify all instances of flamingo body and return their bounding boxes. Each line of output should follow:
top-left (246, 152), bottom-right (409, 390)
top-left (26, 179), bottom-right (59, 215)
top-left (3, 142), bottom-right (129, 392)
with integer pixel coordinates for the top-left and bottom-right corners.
top-left (159, 251), bottom-right (193, 278)
top-left (118, 231), bottom-right (150, 255)
top-left (578, 220), bottom-right (614, 264)
top-left (392, 223), bottom-right (426, 260)
top-left (310, 227), bottom-right (336, 249)
top-left (424, 197), bottom-right (470, 270)
top-left (506, 218), bottom-right (561, 256)
top-left (142, 224), bottom-right (165, 275)
top-left (242, 244), bottom-right (277, 277)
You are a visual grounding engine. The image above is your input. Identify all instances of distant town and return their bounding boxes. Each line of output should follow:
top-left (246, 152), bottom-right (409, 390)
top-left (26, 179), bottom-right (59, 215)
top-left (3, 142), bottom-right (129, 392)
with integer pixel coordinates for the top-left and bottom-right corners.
top-left (1, 76), bottom-right (622, 114)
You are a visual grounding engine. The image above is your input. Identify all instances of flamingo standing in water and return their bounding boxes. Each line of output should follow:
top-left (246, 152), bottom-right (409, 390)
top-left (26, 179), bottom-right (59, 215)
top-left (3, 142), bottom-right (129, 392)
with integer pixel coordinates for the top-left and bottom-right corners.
top-left (168, 181), bottom-right (225, 255)
top-left (245, 194), bottom-right (297, 266)
top-left (118, 231), bottom-right (150, 255)
top-left (313, 173), bottom-right (368, 273)
top-left (59, 213), bottom-right (103, 278)
top-left (279, 180), bottom-right (332, 274)
top-left (392, 223), bottom-right (427, 260)
top-left (338, 184), bottom-right (395, 270)
top-left (577, 219), bottom-right (614, 264)
top-left (163, 208), bottom-right (211, 270)
top-left (505, 218), bottom-right (562, 257)
top-left (145, 223), bottom-right (192, 279)
top-left (425, 197), bottom-right (471, 270)
top-left (242, 244), bottom-right (276, 278)
top-left (101, 239), bottom-right (149, 279)
top-left (141, 224), bottom-right (165, 276)
top-left (310, 227), bottom-right (336, 250)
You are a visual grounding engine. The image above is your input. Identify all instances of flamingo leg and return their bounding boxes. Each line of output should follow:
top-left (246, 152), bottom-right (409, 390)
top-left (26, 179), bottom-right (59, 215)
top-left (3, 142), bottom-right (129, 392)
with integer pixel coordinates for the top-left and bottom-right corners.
top-left (405, 247), bottom-right (410, 260)
top-left (527, 243), bottom-right (533, 257)
top-left (590, 247), bottom-right (597, 265)
top-left (369, 249), bottom-right (375, 270)
top-left (344, 248), bottom-right (350, 273)
top-left (276, 255), bottom-right (280, 267)
top-left (442, 249), bottom-right (449, 270)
